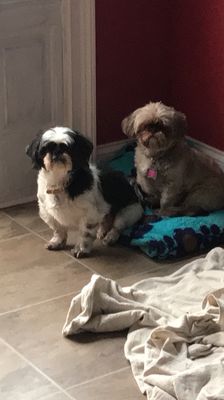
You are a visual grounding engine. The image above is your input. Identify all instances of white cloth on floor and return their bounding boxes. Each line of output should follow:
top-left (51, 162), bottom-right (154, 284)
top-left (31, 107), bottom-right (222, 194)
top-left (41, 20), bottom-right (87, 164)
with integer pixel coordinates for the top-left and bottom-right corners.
top-left (62, 247), bottom-right (224, 400)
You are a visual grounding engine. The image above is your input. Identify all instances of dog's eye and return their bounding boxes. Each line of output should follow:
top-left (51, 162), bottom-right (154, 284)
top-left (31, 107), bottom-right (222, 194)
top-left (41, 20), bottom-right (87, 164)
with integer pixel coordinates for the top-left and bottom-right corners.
top-left (162, 124), bottom-right (170, 135)
top-left (144, 124), bottom-right (152, 131)
top-left (40, 142), bottom-right (56, 156)
top-left (145, 123), bottom-right (163, 132)
top-left (154, 123), bottom-right (163, 131)
top-left (48, 143), bottom-right (56, 151)
top-left (43, 143), bottom-right (56, 153)
top-left (39, 146), bottom-right (48, 156)
top-left (59, 143), bottom-right (68, 152)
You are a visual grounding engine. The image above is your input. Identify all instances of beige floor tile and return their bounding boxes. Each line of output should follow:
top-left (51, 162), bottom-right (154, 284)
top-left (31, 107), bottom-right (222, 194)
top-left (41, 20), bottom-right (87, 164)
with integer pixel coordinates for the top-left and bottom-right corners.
top-left (81, 242), bottom-right (161, 280)
top-left (38, 229), bottom-right (61, 243)
top-left (42, 393), bottom-right (74, 400)
top-left (0, 212), bottom-right (28, 241)
top-left (4, 202), bottom-right (48, 233)
top-left (0, 233), bottom-right (92, 313)
top-left (0, 203), bottom-right (202, 399)
top-left (117, 268), bottom-right (173, 287)
top-left (39, 230), bottom-right (170, 280)
top-left (0, 296), bottom-right (128, 389)
top-left (117, 256), bottom-right (197, 286)
top-left (38, 230), bottom-right (158, 279)
top-left (0, 341), bottom-right (58, 400)
top-left (68, 368), bottom-right (143, 400)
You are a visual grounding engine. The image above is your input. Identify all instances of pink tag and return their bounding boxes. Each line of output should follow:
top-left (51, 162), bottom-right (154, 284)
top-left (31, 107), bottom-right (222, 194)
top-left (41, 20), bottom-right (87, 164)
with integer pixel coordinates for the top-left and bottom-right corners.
top-left (147, 168), bottom-right (157, 179)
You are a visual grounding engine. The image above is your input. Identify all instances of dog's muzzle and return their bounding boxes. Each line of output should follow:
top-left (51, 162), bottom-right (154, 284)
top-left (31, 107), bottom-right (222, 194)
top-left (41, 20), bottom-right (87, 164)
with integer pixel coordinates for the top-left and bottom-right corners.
top-left (51, 152), bottom-right (66, 162)
top-left (43, 152), bottom-right (70, 171)
top-left (139, 131), bottom-right (154, 147)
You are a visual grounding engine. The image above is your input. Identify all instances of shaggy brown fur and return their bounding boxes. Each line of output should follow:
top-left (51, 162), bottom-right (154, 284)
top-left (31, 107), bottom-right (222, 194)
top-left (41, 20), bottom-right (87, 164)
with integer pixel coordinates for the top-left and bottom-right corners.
top-left (122, 101), bottom-right (224, 216)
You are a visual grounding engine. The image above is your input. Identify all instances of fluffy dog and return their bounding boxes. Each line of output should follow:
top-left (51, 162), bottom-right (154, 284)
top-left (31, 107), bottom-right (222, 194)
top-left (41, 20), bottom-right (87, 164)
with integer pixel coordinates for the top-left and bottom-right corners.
top-left (122, 101), bottom-right (224, 216)
top-left (26, 127), bottom-right (143, 257)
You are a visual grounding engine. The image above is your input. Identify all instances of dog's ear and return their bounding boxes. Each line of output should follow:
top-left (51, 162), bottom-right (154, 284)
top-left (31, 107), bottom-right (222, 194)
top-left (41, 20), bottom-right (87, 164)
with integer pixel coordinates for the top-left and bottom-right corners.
top-left (71, 132), bottom-right (93, 166)
top-left (172, 111), bottom-right (187, 138)
top-left (121, 113), bottom-right (136, 137)
top-left (25, 134), bottom-right (42, 170)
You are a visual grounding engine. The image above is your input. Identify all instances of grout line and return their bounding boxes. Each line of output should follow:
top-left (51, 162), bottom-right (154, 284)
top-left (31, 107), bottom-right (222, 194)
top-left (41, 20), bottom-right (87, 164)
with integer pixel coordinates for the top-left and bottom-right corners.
top-left (1, 208), bottom-right (145, 398)
top-left (41, 390), bottom-right (75, 400)
top-left (40, 366), bottom-right (131, 399)
top-left (0, 337), bottom-right (77, 400)
top-left (59, 248), bottom-right (99, 275)
top-left (0, 231), bottom-right (31, 244)
top-left (118, 266), bottom-right (170, 283)
top-left (65, 366), bottom-right (130, 391)
top-left (3, 210), bottom-right (167, 282)
top-left (0, 267), bottom-right (167, 318)
top-left (3, 209), bottom-right (155, 279)
top-left (2, 211), bottom-right (97, 276)
top-left (0, 290), bottom-right (77, 317)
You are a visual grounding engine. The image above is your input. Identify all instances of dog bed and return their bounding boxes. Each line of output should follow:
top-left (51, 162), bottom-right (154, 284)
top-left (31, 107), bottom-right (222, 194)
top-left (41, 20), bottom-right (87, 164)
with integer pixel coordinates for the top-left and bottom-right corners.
top-left (107, 143), bottom-right (224, 259)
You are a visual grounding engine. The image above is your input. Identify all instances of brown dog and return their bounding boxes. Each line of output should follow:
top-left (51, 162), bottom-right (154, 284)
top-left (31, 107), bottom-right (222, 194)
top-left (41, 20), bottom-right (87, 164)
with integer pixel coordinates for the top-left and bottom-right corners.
top-left (122, 101), bottom-right (224, 216)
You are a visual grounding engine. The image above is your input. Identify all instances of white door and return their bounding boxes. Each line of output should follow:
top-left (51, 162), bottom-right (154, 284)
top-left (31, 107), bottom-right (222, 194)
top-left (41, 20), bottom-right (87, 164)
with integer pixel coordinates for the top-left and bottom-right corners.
top-left (0, 0), bottom-right (64, 207)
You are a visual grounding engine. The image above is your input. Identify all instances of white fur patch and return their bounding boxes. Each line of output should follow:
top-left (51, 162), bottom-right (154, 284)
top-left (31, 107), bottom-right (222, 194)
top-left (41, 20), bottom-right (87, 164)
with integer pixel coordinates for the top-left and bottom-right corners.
top-left (43, 153), bottom-right (52, 171)
top-left (42, 127), bottom-right (74, 145)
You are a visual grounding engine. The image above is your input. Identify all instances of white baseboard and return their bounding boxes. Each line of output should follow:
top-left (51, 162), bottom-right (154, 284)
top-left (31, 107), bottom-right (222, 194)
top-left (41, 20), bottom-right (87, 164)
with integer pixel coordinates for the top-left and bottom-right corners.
top-left (1, 194), bottom-right (36, 210)
top-left (187, 136), bottom-right (224, 171)
top-left (96, 138), bottom-right (134, 162)
top-left (96, 136), bottom-right (224, 171)
top-left (2, 137), bottom-right (223, 209)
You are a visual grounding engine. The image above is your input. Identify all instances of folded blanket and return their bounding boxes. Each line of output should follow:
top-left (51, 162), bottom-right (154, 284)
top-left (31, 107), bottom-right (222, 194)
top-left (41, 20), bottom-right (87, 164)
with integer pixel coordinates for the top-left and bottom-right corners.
top-left (63, 247), bottom-right (224, 400)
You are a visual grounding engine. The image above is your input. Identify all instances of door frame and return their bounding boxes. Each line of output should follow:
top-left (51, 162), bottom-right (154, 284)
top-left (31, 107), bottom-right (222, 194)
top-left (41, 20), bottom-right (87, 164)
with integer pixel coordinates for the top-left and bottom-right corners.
top-left (0, 0), bottom-right (96, 208)
top-left (62, 0), bottom-right (96, 158)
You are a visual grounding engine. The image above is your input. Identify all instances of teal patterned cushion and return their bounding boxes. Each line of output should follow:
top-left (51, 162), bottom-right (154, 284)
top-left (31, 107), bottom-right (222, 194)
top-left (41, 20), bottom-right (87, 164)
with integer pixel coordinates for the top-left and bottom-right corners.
top-left (107, 144), bottom-right (224, 260)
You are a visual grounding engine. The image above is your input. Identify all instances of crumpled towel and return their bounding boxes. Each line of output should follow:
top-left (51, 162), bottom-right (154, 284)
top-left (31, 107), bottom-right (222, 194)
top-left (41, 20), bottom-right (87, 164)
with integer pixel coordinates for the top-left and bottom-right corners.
top-left (63, 247), bottom-right (224, 400)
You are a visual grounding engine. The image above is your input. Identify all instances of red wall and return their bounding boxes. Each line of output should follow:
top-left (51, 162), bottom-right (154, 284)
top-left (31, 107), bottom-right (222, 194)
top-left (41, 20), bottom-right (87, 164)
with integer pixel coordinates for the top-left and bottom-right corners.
top-left (170, 0), bottom-right (224, 151)
top-left (95, 0), bottom-right (172, 145)
top-left (96, 0), bottom-right (224, 150)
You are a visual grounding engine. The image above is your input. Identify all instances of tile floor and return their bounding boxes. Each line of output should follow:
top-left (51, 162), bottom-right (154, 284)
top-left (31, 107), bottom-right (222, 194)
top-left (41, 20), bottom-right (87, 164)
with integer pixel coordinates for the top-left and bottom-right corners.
top-left (0, 202), bottom-right (195, 400)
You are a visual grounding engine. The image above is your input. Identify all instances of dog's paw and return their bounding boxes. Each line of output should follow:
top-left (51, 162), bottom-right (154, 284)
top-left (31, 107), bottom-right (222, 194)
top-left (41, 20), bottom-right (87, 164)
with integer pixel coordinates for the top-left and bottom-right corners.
top-left (96, 225), bottom-right (107, 240)
top-left (97, 214), bottom-right (114, 240)
top-left (71, 245), bottom-right (91, 259)
top-left (45, 238), bottom-right (66, 251)
top-left (102, 228), bottom-right (120, 246)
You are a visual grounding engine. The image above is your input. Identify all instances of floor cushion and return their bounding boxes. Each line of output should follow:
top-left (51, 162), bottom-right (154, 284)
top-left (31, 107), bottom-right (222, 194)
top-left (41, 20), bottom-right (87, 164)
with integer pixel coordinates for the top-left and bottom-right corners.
top-left (107, 143), bottom-right (224, 259)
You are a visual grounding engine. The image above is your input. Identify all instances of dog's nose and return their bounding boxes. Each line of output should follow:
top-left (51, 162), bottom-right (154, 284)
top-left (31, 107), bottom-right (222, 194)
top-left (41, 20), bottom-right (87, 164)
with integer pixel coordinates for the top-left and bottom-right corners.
top-left (141, 131), bottom-right (153, 146)
top-left (52, 152), bottom-right (62, 161)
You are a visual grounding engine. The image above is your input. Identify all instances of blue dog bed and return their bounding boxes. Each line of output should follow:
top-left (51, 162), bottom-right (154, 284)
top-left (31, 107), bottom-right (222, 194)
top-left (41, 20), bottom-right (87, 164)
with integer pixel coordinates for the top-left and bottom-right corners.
top-left (107, 143), bottom-right (224, 260)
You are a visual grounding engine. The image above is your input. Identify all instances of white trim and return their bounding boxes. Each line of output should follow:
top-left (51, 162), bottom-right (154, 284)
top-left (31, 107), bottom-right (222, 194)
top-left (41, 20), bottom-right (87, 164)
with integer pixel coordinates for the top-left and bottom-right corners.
top-left (96, 136), bottom-right (224, 171)
top-left (1, 194), bottom-right (36, 210)
top-left (56, 1), bottom-right (97, 137)
top-left (187, 136), bottom-right (224, 171)
top-left (2, 2), bottom-right (96, 209)
top-left (61, 0), bottom-right (73, 127)
top-left (70, 0), bottom-right (96, 158)
top-left (96, 139), bottom-right (135, 162)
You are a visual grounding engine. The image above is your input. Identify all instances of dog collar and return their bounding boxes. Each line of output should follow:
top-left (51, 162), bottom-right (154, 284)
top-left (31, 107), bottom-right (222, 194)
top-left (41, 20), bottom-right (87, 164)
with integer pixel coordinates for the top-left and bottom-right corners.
top-left (46, 186), bottom-right (64, 194)
top-left (147, 168), bottom-right (157, 180)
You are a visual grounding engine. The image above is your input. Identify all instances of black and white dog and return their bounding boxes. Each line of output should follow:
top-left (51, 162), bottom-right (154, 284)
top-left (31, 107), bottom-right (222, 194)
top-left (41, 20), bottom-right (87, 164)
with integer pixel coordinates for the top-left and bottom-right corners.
top-left (26, 127), bottom-right (143, 257)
